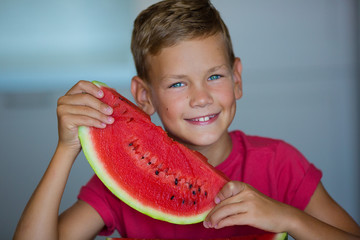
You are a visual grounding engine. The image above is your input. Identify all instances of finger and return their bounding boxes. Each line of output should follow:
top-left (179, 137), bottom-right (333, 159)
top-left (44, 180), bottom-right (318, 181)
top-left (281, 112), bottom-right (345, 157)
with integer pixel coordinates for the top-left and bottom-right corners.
top-left (58, 93), bottom-right (113, 116)
top-left (58, 104), bottom-right (114, 125)
top-left (214, 213), bottom-right (248, 229)
top-left (204, 201), bottom-right (247, 228)
top-left (216, 181), bottom-right (247, 203)
top-left (66, 80), bottom-right (104, 98)
top-left (66, 114), bottom-right (106, 128)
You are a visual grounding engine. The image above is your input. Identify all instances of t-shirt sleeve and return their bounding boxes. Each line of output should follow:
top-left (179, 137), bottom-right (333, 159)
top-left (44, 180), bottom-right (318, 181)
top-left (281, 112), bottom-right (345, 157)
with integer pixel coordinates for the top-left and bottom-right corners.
top-left (77, 175), bottom-right (118, 236)
top-left (275, 141), bottom-right (322, 210)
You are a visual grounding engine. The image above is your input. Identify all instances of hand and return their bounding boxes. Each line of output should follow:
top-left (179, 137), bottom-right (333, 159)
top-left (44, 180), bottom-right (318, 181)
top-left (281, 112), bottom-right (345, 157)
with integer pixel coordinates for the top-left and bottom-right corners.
top-left (203, 181), bottom-right (291, 233)
top-left (56, 80), bottom-right (114, 152)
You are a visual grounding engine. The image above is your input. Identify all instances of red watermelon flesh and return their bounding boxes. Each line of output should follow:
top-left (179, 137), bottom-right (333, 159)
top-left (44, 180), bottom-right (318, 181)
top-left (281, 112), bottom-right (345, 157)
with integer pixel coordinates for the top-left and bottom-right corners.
top-left (78, 81), bottom-right (229, 224)
top-left (106, 232), bottom-right (288, 240)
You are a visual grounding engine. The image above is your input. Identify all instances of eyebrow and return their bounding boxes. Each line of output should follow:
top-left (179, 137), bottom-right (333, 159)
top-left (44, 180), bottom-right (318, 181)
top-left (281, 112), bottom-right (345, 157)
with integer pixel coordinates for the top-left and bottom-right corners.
top-left (206, 64), bottom-right (229, 74)
top-left (160, 74), bottom-right (187, 81)
top-left (160, 64), bottom-right (230, 81)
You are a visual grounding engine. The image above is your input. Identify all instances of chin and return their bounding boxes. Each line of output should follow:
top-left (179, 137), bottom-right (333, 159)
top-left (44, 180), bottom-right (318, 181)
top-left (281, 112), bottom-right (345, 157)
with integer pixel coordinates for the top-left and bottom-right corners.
top-left (166, 126), bottom-right (225, 148)
top-left (185, 133), bottom-right (220, 148)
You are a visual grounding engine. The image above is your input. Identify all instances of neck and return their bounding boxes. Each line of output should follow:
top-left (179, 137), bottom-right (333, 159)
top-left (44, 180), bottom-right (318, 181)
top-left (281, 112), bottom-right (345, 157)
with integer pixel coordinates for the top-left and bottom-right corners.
top-left (185, 132), bottom-right (233, 167)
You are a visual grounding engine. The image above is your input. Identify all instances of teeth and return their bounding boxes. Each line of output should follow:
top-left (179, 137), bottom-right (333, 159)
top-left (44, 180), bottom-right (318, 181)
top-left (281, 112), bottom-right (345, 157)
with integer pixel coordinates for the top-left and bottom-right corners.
top-left (194, 115), bottom-right (214, 122)
top-left (199, 117), bottom-right (209, 122)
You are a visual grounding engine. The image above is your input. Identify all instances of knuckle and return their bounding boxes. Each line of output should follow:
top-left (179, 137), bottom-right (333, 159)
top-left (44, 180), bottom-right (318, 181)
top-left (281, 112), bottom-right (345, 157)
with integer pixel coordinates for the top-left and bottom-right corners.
top-left (57, 96), bottom-right (65, 105)
top-left (57, 104), bottom-right (65, 115)
top-left (76, 80), bottom-right (89, 90)
top-left (244, 190), bottom-right (256, 201)
top-left (77, 80), bottom-right (87, 86)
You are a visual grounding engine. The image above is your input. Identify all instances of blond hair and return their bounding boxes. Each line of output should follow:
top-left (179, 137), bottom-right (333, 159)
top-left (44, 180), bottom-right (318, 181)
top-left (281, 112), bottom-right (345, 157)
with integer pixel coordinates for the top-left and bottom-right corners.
top-left (131, 0), bottom-right (235, 82)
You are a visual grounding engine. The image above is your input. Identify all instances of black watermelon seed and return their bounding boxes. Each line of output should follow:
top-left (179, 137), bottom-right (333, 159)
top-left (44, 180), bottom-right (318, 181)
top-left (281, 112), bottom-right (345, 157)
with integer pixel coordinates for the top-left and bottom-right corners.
top-left (155, 170), bottom-right (159, 175)
top-left (192, 190), bottom-right (196, 195)
top-left (174, 178), bottom-right (178, 185)
top-left (170, 195), bottom-right (174, 200)
top-left (148, 162), bottom-right (152, 165)
top-left (129, 143), bottom-right (133, 146)
top-left (141, 156), bottom-right (145, 159)
top-left (182, 200), bottom-right (185, 204)
top-left (119, 97), bottom-right (124, 100)
top-left (205, 191), bottom-right (208, 197)
top-left (189, 184), bottom-right (193, 189)
top-left (198, 187), bottom-right (201, 193)
top-left (193, 201), bottom-right (196, 205)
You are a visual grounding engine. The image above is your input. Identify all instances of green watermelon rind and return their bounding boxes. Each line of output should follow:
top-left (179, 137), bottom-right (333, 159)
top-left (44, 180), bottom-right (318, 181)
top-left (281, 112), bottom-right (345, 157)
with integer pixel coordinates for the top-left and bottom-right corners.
top-left (275, 232), bottom-right (288, 240)
top-left (79, 126), bottom-right (209, 224)
top-left (92, 80), bottom-right (108, 88)
top-left (78, 81), bottom-right (210, 224)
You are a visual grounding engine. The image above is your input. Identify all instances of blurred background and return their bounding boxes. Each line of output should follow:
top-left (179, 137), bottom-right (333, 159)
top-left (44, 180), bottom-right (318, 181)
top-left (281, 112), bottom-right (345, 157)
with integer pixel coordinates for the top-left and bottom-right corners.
top-left (0, 0), bottom-right (359, 239)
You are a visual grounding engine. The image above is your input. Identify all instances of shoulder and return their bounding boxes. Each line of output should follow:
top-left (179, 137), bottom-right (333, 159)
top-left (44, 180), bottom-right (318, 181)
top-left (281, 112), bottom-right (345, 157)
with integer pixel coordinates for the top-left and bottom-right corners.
top-left (229, 130), bottom-right (322, 208)
top-left (79, 174), bottom-right (111, 198)
top-left (231, 130), bottom-right (316, 169)
top-left (228, 130), bottom-right (311, 177)
top-left (230, 130), bottom-right (295, 155)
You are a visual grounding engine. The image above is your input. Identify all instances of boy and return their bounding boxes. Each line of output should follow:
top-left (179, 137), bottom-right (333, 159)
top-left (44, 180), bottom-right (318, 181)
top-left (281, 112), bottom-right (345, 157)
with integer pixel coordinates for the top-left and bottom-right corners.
top-left (14, 0), bottom-right (360, 239)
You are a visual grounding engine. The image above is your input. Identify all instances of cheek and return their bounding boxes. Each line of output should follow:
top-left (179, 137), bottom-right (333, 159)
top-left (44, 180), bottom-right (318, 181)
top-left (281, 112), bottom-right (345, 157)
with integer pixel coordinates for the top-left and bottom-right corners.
top-left (162, 105), bottom-right (179, 120)
top-left (157, 93), bottom-right (186, 116)
top-left (215, 86), bottom-right (236, 106)
top-left (157, 100), bottom-right (177, 121)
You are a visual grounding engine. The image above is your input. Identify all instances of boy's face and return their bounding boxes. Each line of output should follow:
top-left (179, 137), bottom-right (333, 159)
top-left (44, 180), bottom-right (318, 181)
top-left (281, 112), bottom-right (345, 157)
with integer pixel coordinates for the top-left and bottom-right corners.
top-left (143, 34), bottom-right (242, 148)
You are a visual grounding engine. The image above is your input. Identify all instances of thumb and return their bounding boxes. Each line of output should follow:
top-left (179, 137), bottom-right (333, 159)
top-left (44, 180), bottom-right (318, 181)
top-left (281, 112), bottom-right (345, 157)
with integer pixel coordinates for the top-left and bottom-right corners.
top-left (215, 181), bottom-right (246, 204)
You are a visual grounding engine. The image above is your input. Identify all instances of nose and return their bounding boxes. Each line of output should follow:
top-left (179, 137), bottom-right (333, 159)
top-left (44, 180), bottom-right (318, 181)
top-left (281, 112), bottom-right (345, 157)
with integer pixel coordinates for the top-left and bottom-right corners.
top-left (189, 85), bottom-right (214, 108)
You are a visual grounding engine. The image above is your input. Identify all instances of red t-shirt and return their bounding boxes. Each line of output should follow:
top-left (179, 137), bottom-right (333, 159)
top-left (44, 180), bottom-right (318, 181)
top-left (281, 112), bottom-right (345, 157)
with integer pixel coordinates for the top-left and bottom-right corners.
top-left (78, 130), bottom-right (322, 238)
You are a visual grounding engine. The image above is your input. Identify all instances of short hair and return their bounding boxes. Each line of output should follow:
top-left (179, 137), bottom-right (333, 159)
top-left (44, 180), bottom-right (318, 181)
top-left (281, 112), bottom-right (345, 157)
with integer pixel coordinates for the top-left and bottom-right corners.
top-left (131, 0), bottom-right (235, 82)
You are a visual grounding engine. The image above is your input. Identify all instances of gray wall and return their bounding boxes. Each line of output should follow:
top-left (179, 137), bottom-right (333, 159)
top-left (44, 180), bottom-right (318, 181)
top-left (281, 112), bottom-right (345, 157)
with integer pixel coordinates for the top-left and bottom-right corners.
top-left (1, 0), bottom-right (359, 239)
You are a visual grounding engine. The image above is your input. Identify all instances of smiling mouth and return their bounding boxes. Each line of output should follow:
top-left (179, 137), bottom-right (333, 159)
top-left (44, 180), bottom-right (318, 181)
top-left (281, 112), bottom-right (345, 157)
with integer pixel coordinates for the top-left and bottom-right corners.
top-left (185, 113), bottom-right (219, 123)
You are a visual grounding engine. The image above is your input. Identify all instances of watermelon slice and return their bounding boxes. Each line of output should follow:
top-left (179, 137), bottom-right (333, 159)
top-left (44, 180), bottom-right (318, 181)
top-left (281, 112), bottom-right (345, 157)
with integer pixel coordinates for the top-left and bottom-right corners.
top-left (106, 232), bottom-right (288, 240)
top-left (78, 81), bottom-right (229, 224)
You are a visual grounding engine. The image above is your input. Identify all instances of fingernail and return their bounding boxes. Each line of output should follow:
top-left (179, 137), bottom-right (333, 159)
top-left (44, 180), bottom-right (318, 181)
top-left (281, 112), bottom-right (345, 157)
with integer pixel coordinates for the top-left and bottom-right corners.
top-left (204, 221), bottom-right (213, 228)
top-left (107, 116), bottom-right (114, 123)
top-left (98, 90), bottom-right (104, 97)
top-left (214, 197), bottom-right (220, 204)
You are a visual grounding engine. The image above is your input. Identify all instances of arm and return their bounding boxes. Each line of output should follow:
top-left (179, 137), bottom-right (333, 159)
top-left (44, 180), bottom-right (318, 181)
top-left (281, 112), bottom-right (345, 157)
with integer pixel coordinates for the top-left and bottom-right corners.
top-left (13, 80), bottom-right (114, 240)
top-left (204, 181), bottom-right (360, 240)
top-left (58, 200), bottom-right (105, 239)
top-left (290, 182), bottom-right (360, 239)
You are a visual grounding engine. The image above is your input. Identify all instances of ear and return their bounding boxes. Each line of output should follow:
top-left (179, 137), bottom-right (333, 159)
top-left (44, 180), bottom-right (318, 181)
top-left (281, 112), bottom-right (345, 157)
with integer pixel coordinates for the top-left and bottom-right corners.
top-left (232, 57), bottom-right (243, 100)
top-left (131, 76), bottom-right (156, 115)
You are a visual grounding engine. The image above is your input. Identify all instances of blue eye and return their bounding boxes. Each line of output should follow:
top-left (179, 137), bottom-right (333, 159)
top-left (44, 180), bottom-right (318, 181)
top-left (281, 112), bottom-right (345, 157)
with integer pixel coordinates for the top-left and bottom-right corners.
top-left (208, 75), bottom-right (221, 81)
top-left (169, 82), bottom-right (184, 88)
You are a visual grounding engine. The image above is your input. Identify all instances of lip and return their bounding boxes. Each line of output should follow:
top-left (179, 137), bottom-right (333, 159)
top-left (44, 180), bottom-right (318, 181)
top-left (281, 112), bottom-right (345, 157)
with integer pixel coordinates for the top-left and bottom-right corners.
top-left (185, 113), bottom-right (220, 126)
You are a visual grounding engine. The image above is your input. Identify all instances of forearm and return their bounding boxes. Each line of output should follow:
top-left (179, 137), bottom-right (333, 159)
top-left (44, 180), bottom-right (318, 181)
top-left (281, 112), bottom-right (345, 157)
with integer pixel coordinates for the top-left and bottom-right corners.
top-left (286, 206), bottom-right (360, 240)
top-left (13, 143), bottom-right (79, 240)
